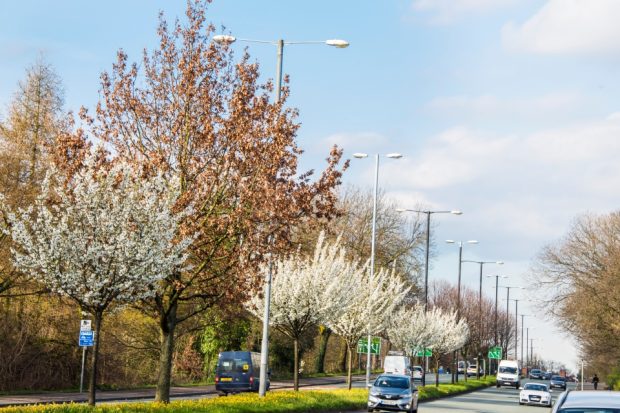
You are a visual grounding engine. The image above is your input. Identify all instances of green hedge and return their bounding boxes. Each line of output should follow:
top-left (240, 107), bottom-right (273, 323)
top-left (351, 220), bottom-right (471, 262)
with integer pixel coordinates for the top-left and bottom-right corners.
top-left (2, 377), bottom-right (495, 413)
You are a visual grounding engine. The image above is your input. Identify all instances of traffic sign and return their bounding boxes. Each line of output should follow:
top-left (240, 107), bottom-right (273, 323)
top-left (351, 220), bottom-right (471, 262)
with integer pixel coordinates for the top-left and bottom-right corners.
top-left (415, 348), bottom-right (433, 357)
top-left (79, 331), bottom-right (94, 347)
top-left (357, 337), bottom-right (381, 354)
top-left (80, 320), bottom-right (92, 331)
top-left (488, 346), bottom-right (502, 360)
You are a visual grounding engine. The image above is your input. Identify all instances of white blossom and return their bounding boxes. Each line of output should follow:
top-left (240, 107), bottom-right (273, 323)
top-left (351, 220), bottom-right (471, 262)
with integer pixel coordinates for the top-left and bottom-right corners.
top-left (1, 155), bottom-right (194, 312)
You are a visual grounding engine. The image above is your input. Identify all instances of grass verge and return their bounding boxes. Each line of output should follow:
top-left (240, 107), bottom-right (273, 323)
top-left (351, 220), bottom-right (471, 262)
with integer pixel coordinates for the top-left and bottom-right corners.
top-left (2, 377), bottom-right (495, 413)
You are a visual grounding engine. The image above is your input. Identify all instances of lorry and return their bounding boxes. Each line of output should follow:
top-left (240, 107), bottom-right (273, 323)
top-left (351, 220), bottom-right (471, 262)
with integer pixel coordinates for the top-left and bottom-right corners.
top-left (496, 359), bottom-right (520, 389)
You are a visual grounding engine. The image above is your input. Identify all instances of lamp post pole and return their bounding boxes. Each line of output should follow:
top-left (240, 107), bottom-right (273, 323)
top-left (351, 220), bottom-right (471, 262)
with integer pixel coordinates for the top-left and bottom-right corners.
top-left (446, 240), bottom-right (478, 383)
top-left (354, 152), bottom-right (402, 387)
top-left (462, 260), bottom-right (503, 378)
top-left (485, 274), bottom-right (506, 373)
top-left (213, 34), bottom-right (349, 397)
top-left (396, 208), bottom-right (461, 385)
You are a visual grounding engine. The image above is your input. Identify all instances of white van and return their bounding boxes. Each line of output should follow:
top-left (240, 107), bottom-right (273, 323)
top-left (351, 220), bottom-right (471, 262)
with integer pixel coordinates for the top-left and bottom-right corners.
top-left (383, 355), bottom-right (412, 376)
top-left (496, 359), bottom-right (520, 388)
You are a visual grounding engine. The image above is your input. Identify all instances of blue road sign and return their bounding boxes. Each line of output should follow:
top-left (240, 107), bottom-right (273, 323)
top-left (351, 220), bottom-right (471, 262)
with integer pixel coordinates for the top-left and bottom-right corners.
top-left (79, 331), bottom-right (94, 347)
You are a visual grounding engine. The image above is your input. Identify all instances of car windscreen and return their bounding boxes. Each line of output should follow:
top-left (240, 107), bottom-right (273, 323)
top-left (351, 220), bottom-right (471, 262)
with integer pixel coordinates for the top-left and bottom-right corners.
top-left (524, 384), bottom-right (547, 391)
top-left (559, 410), bottom-right (620, 413)
top-left (552, 376), bottom-right (565, 381)
top-left (217, 357), bottom-right (251, 373)
top-left (499, 366), bottom-right (517, 374)
top-left (374, 377), bottom-right (410, 389)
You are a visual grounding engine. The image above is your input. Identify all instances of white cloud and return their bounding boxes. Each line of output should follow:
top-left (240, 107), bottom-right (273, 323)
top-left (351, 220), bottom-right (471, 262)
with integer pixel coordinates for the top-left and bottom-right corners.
top-left (502, 0), bottom-right (620, 55)
top-left (426, 93), bottom-right (580, 117)
top-left (318, 131), bottom-right (388, 153)
top-left (412, 0), bottom-right (519, 24)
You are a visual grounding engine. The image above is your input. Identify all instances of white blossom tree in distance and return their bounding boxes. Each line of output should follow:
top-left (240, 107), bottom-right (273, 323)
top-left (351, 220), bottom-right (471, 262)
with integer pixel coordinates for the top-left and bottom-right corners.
top-left (0, 155), bottom-right (194, 405)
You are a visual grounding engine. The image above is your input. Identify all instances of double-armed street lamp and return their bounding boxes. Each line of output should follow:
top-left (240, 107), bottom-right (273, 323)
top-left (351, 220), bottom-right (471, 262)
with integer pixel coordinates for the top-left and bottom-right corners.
top-left (498, 285), bottom-right (523, 359)
top-left (353, 152), bottom-right (403, 387)
top-left (446, 239), bottom-right (478, 383)
top-left (213, 33), bottom-right (349, 397)
top-left (503, 297), bottom-right (523, 360)
top-left (485, 274), bottom-right (507, 373)
top-left (396, 209), bottom-right (463, 310)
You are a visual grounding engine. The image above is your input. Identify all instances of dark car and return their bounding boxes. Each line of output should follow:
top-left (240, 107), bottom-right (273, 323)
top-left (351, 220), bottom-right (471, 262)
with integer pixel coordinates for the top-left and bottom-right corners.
top-left (368, 374), bottom-right (419, 413)
top-left (529, 368), bottom-right (543, 379)
top-left (215, 351), bottom-right (269, 395)
top-left (549, 375), bottom-right (567, 390)
top-left (551, 390), bottom-right (620, 413)
top-left (543, 371), bottom-right (553, 380)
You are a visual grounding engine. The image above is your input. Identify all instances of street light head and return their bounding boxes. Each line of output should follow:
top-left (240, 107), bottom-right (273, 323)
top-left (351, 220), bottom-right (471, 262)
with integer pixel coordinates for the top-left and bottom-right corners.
top-left (386, 153), bottom-right (403, 159)
top-left (395, 208), bottom-right (407, 213)
top-left (451, 210), bottom-right (463, 215)
top-left (467, 240), bottom-right (479, 244)
top-left (325, 39), bottom-right (350, 48)
top-left (446, 240), bottom-right (455, 244)
top-left (497, 261), bottom-right (504, 265)
top-left (352, 152), bottom-right (368, 159)
top-left (213, 34), bottom-right (236, 44)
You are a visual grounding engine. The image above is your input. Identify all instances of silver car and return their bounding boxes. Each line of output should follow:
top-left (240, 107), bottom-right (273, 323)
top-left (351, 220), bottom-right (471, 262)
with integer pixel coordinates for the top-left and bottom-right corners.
top-left (368, 374), bottom-right (419, 413)
top-left (551, 390), bottom-right (620, 412)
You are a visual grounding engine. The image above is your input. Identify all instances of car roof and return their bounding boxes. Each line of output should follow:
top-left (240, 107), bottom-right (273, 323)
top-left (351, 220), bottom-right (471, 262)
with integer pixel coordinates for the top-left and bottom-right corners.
top-left (377, 374), bottom-right (410, 379)
top-left (524, 382), bottom-right (548, 388)
top-left (560, 391), bottom-right (620, 409)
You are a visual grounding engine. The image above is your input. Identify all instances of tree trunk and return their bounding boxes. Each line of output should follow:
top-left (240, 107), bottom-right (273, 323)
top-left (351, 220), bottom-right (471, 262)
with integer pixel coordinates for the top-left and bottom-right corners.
top-left (314, 325), bottom-right (331, 374)
top-left (293, 338), bottom-right (299, 391)
top-left (339, 339), bottom-right (348, 372)
top-left (88, 311), bottom-right (103, 406)
top-left (155, 300), bottom-right (178, 403)
top-left (347, 343), bottom-right (353, 390)
top-left (435, 357), bottom-right (440, 387)
top-left (463, 350), bottom-right (468, 382)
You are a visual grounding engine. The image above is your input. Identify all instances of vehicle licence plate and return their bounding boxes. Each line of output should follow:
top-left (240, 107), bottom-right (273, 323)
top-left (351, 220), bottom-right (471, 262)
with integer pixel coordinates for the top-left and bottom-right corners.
top-left (382, 400), bottom-right (398, 405)
top-left (220, 378), bottom-right (232, 382)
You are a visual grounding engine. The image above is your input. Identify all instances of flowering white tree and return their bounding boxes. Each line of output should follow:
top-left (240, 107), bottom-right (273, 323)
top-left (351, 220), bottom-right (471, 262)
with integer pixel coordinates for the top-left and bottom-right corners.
top-left (247, 233), bottom-right (355, 390)
top-left (427, 309), bottom-right (469, 386)
top-left (0, 155), bottom-right (193, 405)
top-left (387, 305), bottom-right (441, 357)
top-left (326, 265), bottom-right (410, 389)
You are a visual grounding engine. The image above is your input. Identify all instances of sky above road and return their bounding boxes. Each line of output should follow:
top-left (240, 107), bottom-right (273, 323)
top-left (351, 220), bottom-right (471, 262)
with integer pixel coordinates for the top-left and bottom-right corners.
top-left (3, 0), bottom-right (620, 371)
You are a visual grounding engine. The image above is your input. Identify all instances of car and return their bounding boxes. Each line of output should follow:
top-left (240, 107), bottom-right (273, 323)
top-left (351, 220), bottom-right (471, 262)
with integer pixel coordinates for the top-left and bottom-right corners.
top-left (543, 371), bottom-right (553, 380)
top-left (551, 390), bottom-right (620, 412)
top-left (496, 359), bottom-right (520, 388)
top-left (467, 362), bottom-right (483, 377)
top-left (367, 374), bottom-right (419, 413)
top-left (412, 365), bottom-right (424, 381)
top-left (457, 360), bottom-right (466, 375)
top-left (549, 375), bottom-right (567, 390)
top-left (529, 368), bottom-right (544, 379)
top-left (215, 351), bottom-right (269, 395)
top-left (519, 382), bottom-right (553, 407)
top-left (384, 354), bottom-right (413, 376)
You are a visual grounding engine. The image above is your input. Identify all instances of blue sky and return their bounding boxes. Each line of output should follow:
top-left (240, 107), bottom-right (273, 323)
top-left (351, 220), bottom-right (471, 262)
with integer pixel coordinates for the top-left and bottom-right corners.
top-left (3, 0), bottom-right (620, 370)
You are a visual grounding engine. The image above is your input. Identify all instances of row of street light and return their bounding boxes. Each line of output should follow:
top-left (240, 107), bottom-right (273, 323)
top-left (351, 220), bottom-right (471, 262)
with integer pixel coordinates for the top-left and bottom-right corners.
top-left (213, 32), bottom-right (539, 393)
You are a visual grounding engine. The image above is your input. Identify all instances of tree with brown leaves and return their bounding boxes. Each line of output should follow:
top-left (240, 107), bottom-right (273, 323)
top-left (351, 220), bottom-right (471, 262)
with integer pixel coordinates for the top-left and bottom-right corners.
top-left (73, 1), bottom-right (347, 402)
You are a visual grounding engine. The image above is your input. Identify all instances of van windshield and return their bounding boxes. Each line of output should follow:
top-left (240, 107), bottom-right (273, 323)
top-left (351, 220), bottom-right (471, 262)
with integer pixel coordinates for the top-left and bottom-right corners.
top-left (218, 357), bottom-right (251, 374)
top-left (499, 366), bottom-right (517, 374)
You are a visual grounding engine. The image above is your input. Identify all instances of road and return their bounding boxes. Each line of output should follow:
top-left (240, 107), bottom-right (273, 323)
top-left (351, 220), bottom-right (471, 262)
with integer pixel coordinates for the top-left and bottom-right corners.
top-left (351, 379), bottom-right (579, 413)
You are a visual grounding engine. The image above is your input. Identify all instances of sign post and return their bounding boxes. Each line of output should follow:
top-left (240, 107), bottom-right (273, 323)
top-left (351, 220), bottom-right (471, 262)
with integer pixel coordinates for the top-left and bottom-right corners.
top-left (79, 320), bottom-right (93, 393)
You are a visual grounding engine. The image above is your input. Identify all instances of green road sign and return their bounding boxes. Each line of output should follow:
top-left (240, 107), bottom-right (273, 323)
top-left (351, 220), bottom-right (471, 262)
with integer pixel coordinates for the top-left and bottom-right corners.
top-left (357, 337), bottom-right (381, 354)
top-left (415, 348), bottom-right (433, 357)
top-left (488, 346), bottom-right (502, 360)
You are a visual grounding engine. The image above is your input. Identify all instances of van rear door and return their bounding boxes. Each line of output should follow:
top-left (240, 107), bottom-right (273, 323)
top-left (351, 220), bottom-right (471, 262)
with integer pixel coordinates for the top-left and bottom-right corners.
top-left (216, 352), bottom-right (252, 392)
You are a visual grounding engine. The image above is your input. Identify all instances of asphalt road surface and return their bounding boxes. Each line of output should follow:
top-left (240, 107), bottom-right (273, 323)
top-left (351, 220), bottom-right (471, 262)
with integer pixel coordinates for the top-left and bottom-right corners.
top-left (353, 379), bottom-right (578, 413)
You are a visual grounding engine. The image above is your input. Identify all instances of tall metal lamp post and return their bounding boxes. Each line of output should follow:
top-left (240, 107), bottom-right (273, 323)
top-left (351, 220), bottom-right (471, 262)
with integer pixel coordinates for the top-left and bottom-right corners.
top-left (461, 259), bottom-right (502, 378)
top-left (354, 152), bottom-right (402, 387)
top-left (395, 208), bottom-right (461, 384)
top-left (213, 34), bottom-right (349, 397)
top-left (485, 274), bottom-right (507, 374)
top-left (445, 239), bottom-right (478, 383)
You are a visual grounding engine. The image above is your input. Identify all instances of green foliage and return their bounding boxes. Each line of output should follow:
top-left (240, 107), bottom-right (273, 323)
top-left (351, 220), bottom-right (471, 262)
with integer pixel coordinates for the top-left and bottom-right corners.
top-left (606, 367), bottom-right (620, 390)
top-left (200, 310), bottom-right (251, 379)
top-left (0, 377), bottom-right (494, 412)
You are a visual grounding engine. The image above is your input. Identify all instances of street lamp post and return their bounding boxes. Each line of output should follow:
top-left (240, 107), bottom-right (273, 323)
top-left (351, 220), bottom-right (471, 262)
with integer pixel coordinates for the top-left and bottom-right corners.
top-left (354, 152), bottom-right (402, 387)
top-left (396, 208), bottom-right (461, 384)
top-left (485, 274), bottom-right (507, 374)
top-left (503, 298), bottom-right (521, 360)
top-left (520, 314), bottom-right (530, 369)
top-left (462, 259), bottom-right (502, 378)
top-left (498, 286), bottom-right (523, 359)
top-left (213, 34), bottom-right (349, 397)
top-left (446, 239), bottom-right (478, 383)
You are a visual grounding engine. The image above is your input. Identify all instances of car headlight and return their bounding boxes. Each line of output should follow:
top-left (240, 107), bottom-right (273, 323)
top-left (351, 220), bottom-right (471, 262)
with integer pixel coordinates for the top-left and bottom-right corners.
top-left (368, 395), bottom-right (379, 402)
top-left (399, 396), bottom-right (412, 403)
